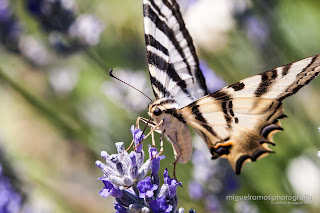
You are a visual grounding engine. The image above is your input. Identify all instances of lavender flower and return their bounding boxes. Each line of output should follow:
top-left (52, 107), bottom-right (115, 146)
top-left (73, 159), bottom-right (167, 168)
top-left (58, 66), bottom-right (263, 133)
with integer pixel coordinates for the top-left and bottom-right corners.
top-left (95, 141), bottom-right (150, 187)
top-left (96, 126), bottom-right (194, 213)
top-left (0, 164), bottom-right (24, 212)
top-left (149, 196), bottom-right (172, 213)
top-left (0, 0), bottom-right (21, 52)
top-left (18, 36), bottom-right (50, 66)
top-left (137, 176), bottom-right (158, 199)
top-left (26, 0), bottom-right (76, 32)
top-left (68, 14), bottom-right (105, 46)
top-left (25, 0), bottom-right (104, 54)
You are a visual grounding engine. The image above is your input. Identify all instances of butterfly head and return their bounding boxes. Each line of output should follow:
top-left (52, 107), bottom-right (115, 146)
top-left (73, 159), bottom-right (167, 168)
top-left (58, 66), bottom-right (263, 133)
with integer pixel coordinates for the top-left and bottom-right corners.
top-left (148, 99), bottom-right (178, 121)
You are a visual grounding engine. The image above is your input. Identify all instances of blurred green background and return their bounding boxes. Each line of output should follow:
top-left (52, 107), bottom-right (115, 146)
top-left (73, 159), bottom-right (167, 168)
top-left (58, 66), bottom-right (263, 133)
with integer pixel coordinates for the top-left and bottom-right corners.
top-left (0, 0), bottom-right (319, 212)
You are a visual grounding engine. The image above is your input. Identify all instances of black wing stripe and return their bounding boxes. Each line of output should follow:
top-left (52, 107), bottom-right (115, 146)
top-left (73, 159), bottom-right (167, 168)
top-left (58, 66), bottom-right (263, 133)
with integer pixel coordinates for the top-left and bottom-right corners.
top-left (145, 34), bottom-right (169, 56)
top-left (189, 102), bottom-right (218, 137)
top-left (228, 82), bottom-right (245, 91)
top-left (162, 0), bottom-right (200, 77)
top-left (153, 99), bottom-right (177, 107)
top-left (150, 74), bottom-right (171, 98)
top-left (282, 63), bottom-right (291, 76)
top-left (147, 51), bottom-right (191, 97)
top-left (143, 0), bottom-right (209, 105)
top-left (266, 102), bottom-right (282, 121)
top-left (210, 90), bottom-right (231, 101)
top-left (146, 0), bottom-right (165, 19)
top-left (254, 69), bottom-right (278, 97)
top-left (144, 3), bottom-right (192, 75)
top-left (278, 55), bottom-right (320, 101)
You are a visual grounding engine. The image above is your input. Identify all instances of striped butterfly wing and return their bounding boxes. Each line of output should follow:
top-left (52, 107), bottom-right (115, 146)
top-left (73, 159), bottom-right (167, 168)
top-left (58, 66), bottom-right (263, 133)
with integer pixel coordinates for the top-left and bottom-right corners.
top-left (143, 0), bottom-right (208, 107)
top-left (179, 55), bottom-right (320, 174)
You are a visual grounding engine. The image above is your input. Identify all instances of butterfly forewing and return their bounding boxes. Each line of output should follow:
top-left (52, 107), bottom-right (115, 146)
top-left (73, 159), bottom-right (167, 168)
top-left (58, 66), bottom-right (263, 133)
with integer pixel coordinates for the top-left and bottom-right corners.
top-left (143, 0), bottom-right (208, 107)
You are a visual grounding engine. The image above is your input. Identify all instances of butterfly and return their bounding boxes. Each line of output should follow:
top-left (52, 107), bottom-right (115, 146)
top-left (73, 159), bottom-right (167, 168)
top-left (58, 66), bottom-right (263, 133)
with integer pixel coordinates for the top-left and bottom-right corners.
top-left (142, 0), bottom-right (320, 174)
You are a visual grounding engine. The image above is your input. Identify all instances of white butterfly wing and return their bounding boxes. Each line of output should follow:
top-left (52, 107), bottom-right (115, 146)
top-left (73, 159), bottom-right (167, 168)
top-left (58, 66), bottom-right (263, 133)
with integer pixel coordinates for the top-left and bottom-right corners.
top-left (143, 0), bottom-right (208, 107)
top-left (179, 55), bottom-right (320, 174)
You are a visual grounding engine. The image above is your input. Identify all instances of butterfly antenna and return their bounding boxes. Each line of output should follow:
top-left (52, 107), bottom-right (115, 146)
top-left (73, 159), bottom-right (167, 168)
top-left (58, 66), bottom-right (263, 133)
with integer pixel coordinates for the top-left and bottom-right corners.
top-left (141, 116), bottom-right (151, 135)
top-left (109, 69), bottom-right (152, 102)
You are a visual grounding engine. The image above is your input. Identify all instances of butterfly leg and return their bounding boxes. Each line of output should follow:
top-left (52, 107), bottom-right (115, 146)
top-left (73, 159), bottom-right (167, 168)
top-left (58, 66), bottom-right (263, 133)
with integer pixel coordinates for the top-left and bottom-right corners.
top-left (130, 117), bottom-right (163, 152)
top-left (173, 153), bottom-right (181, 181)
top-left (126, 116), bottom-right (149, 152)
top-left (136, 117), bottom-right (161, 134)
top-left (151, 131), bottom-right (165, 160)
top-left (151, 127), bottom-right (156, 147)
top-left (127, 117), bottom-right (157, 152)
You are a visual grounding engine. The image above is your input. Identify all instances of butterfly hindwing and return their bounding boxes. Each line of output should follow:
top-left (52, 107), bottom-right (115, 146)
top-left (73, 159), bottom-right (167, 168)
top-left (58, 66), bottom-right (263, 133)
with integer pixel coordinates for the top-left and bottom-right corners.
top-left (178, 55), bottom-right (320, 174)
top-left (143, 0), bottom-right (208, 107)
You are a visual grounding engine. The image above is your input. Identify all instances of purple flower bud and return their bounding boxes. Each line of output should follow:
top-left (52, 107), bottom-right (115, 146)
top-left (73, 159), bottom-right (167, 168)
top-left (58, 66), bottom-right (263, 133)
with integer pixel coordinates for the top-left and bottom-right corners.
top-left (108, 175), bottom-right (133, 187)
top-left (98, 179), bottom-right (124, 198)
top-left (136, 159), bottom-right (151, 181)
top-left (136, 151), bottom-right (145, 169)
top-left (101, 151), bottom-right (109, 159)
top-left (116, 190), bottom-right (141, 207)
top-left (163, 169), bottom-right (181, 198)
top-left (129, 204), bottom-right (150, 213)
top-left (95, 160), bottom-right (105, 169)
top-left (95, 160), bottom-right (115, 177)
top-left (149, 146), bottom-right (165, 186)
top-left (130, 152), bottom-right (137, 167)
top-left (131, 125), bottom-right (145, 153)
top-left (137, 176), bottom-right (158, 199)
top-left (149, 146), bottom-right (165, 174)
top-left (149, 196), bottom-right (173, 213)
top-left (129, 152), bottom-right (138, 179)
top-left (158, 184), bottom-right (169, 198)
top-left (115, 142), bottom-right (126, 155)
top-left (114, 202), bottom-right (127, 213)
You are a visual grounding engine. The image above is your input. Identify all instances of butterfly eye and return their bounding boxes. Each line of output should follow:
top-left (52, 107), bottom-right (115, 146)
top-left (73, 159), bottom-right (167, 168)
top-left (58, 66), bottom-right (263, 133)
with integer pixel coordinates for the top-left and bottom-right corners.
top-left (153, 107), bottom-right (162, 116)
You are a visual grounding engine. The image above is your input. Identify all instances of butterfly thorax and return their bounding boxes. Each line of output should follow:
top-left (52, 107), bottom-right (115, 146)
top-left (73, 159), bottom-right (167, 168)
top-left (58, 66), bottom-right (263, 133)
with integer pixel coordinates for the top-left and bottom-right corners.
top-left (148, 98), bottom-right (193, 164)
